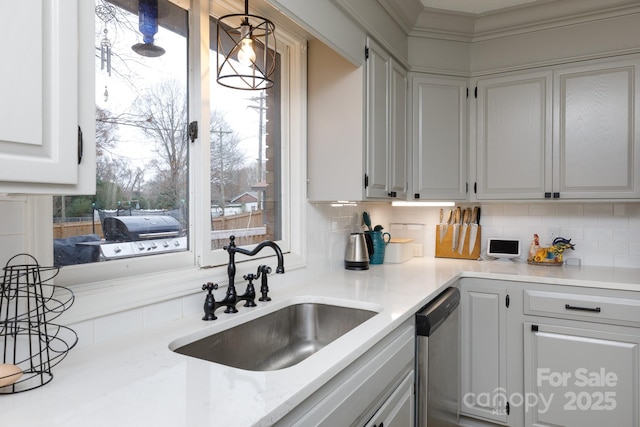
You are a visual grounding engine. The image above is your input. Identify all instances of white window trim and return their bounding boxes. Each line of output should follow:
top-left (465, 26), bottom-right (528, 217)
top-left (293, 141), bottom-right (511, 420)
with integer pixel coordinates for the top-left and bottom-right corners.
top-left (30, 0), bottom-right (308, 324)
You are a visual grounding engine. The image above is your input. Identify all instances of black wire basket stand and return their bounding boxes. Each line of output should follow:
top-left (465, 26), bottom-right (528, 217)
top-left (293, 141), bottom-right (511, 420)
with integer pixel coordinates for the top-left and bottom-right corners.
top-left (0, 254), bottom-right (78, 394)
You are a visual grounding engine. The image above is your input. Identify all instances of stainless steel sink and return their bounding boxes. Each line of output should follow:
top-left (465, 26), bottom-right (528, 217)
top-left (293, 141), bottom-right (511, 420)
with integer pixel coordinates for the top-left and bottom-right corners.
top-left (172, 302), bottom-right (377, 371)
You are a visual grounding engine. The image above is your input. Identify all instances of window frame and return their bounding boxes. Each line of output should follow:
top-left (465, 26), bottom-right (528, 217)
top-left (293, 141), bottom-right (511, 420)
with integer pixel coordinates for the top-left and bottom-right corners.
top-left (36, 0), bottom-right (307, 323)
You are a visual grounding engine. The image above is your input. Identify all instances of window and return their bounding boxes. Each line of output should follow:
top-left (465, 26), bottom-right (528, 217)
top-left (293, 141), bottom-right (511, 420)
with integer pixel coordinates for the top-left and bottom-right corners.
top-left (208, 16), bottom-right (282, 250)
top-left (51, 0), bottom-right (294, 285)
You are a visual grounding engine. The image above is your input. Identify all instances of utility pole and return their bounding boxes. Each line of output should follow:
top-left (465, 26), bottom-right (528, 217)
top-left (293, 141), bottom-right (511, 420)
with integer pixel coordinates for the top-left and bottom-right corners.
top-left (247, 91), bottom-right (267, 210)
top-left (212, 128), bottom-right (232, 216)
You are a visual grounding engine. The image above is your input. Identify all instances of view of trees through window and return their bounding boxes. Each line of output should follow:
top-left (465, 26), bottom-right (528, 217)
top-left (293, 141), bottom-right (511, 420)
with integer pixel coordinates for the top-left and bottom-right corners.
top-left (52, 0), bottom-right (281, 267)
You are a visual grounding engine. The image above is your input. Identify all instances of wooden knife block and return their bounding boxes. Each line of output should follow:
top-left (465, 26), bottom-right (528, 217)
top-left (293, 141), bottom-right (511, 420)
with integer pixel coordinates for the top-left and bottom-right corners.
top-left (435, 225), bottom-right (481, 260)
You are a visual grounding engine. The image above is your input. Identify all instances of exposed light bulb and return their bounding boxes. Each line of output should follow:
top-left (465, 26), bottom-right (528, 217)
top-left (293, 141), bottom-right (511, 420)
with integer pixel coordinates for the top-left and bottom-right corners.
top-left (237, 23), bottom-right (256, 67)
top-left (238, 38), bottom-right (256, 66)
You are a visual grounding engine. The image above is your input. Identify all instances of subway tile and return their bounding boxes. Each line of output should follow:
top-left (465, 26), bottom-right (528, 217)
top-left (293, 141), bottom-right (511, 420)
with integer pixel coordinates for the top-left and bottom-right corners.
top-left (67, 319), bottom-right (95, 351)
top-left (529, 204), bottom-right (556, 216)
top-left (94, 308), bottom-right (144, 344)
top-left (0, 200), bottom-right (26, 234)
top-left (182, 292), bottom-right (203, 316)
top-left (598, 240), bottom-right (629, 255)
top-left (504, 204), bottom-right (529, 216)
top-left (613, 255), bottom-right (640, 269)
top-left (144, 298), bottom-right (183, 328)
top-left (583, 204), bottom-right (614, 216)
top-left (584, 228), bottom-right (614, 241)
top-left (613, 228), bottom-right (640, 242)
top-left (555, 204), bottom-right (584, 216)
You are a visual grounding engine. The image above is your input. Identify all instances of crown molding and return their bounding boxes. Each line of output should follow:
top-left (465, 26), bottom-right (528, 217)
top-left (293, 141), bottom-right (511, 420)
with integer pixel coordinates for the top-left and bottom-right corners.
top-left (400, 0), bottom-right (640, 41)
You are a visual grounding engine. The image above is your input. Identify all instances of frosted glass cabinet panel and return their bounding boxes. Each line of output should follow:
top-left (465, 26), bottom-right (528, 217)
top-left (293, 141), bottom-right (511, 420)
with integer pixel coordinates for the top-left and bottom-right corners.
top-left (554, 59), bottom-right (640, 199)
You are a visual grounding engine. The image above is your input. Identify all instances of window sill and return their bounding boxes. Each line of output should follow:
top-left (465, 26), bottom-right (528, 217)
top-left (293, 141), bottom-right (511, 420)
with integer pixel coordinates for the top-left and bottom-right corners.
top-left (59, 252), bottom-right (306, 325)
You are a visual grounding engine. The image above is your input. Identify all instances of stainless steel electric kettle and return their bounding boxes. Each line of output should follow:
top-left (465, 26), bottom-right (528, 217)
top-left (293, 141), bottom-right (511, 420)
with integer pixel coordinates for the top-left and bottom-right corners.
top-left (345, 232), bottom-right (370, 270)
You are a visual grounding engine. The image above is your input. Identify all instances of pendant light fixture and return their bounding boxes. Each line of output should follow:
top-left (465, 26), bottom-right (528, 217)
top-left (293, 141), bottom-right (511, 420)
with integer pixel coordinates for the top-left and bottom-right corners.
top-left (132, 0), bottom-right (165, 57)
top-left (216, 0), bottom-right (276, 90)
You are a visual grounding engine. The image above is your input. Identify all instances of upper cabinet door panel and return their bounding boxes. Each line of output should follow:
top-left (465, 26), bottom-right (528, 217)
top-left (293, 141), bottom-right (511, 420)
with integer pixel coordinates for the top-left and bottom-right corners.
top-left (389, 60), bottom-right (408, 198)
top-left (476, 71), bottom-right (553, 200)
top-left (412, 75), bottom-right (467, 200)
top-left (0, 0), bottom-right (79, 186)
top-left (554, 59), bottom-right (640, 199)
top-left (365, 39), bottom-right (391, 198)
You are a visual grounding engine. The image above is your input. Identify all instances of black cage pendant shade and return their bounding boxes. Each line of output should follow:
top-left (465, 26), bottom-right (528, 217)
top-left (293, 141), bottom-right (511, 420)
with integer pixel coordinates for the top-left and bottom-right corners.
top-left (216, 0), bottom-right (276, 90)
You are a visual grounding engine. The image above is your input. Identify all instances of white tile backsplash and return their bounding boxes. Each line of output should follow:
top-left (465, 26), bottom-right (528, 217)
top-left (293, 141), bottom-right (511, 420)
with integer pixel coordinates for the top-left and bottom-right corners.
top-left (1, 198), bottom-right (639, 348)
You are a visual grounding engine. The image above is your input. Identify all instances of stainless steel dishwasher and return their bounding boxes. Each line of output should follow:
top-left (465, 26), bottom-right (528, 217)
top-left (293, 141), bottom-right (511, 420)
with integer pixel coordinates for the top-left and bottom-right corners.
top-left (416, 287), bottom-right (460, 427)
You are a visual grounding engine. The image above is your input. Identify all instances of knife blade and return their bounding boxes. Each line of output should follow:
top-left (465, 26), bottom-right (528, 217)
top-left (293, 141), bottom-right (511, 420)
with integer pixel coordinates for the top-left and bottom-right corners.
top-left (439, 208), bottom-right (445, 243)
top-left (442, 209), bottom-right (452, 243)
top-left (458, 208), bottom-right (471, 254)
top-left (451, 207), bottom-right (461, 251)
top-left (468, 206), bottom-right (480, 254)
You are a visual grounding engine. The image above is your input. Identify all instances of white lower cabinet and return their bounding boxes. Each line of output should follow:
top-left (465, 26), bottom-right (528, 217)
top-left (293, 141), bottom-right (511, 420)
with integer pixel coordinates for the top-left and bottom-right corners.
top-left (365, 372), bottom-right (414, 427)
top-left (460, 279), bottom-right (514, 425)
top-left (524, 321), bottom-right (640, 426)
top-left (460, 279), bottom-right (640, 427)
top-left (276, 321), bottom-right (415, 427)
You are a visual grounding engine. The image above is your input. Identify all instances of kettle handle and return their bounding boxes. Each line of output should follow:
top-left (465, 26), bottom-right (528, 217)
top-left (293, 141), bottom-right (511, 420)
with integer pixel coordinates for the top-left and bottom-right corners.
top-left (383, 232), bottom-right (391, 244)
top-left (364, 232), bottom-right (374, 255)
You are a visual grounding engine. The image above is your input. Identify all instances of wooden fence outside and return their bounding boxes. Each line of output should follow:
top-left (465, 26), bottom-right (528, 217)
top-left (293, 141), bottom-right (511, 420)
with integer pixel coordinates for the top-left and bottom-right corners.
top-left (53, 221), bottom-right (103, 239)
top-left (53, 211), bottom-right (267, 246)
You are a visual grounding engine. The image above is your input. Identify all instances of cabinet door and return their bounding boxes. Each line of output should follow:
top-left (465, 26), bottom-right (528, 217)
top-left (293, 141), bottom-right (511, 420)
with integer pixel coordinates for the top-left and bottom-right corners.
top-left (388, 60), bottom-right (408, 199)
top-left (524, 322), bottom-right (640, 427)
top-left (461, 283), bottom-right (510, 423)
top-left (365, 372), bottom-right (415, 427)
top-left (0, 0), bottom-right (95, 194)
top-left (365, 38), bottom-right (390, 198)
top-left (412, 75), bottom-right (467, 200)
top-left (553, 58), bottom-right (640, 199)
top-left (476, 71), bottom-right (552, 200)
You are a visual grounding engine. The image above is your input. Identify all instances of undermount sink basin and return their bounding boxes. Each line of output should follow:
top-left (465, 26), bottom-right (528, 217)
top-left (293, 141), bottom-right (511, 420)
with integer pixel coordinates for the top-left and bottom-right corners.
top-left (172, 302), bottom-right (378, 371)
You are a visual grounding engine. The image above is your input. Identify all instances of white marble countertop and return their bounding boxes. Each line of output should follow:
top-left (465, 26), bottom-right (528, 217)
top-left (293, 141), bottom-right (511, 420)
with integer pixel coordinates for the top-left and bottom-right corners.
top-left (3, 258), bottom-right (639, 427)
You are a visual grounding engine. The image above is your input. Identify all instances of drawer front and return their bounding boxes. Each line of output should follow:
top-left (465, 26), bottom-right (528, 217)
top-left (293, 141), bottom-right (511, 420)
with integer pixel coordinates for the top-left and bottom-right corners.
top-left (524, 289), bottom-right (640, 326)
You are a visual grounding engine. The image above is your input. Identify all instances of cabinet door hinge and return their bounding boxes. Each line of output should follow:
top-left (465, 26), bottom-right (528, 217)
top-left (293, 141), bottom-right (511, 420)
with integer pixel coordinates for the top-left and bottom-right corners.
top-left (77, 125), bottom-right (83, 165)
top-left (466, 87), bottom-right (469, 98)
top-left (365, 46), bottom-right (369, 60)
top-left (188, 121), bottom-right (198, 142)
top-left (506, 294), bottom-right (510, 308)
top-left (506, 401), bottom-right (510, 415)
top-left (474, 86), bottom-right (478, 98)
top-left (465, 182), bottom-right (468, 193)
top-left (364, 174), bottom-right (369, 188)
top-left (531, 324), bottom-right (539, 332)
top-left (474, 182), bottom-right (477, 194)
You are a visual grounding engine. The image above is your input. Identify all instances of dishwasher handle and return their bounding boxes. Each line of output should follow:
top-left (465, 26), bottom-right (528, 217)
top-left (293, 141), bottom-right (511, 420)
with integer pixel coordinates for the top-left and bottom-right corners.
top-left (416, 287), bottom-right (460, 337)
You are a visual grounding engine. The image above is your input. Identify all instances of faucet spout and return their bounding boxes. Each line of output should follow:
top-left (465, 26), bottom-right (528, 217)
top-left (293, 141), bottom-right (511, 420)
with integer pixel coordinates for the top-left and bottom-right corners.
top-left (225, 236), bottom-right (285, 274)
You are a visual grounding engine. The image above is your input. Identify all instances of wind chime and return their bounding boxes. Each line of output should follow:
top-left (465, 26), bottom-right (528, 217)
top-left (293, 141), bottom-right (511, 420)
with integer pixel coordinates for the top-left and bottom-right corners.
top-left (96, 1), bottom-right (116, 102)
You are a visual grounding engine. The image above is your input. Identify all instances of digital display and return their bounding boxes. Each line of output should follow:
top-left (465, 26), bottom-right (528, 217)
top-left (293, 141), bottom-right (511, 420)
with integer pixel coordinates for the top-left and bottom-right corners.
top-left (487, 239), bottom-right (520, 258)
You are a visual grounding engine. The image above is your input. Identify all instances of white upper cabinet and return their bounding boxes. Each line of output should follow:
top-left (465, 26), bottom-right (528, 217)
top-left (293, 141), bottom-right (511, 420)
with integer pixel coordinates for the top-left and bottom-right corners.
top-left (553, 58), bottom-right (640, 199)
top-left (475, 70), bottom-right (553, 200)
top-left (474, 57), bottom-right (640, 201)
top-left (388, 60), bottom-right (408, 199)
top-left (411, 75), bottom-right (467, 200)
top-left (0, 0), bottom-right (95, 194)
top-left (364, 38), bottom-right (408, 200)
top-left (306, 38), bottom-right (407, 201)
